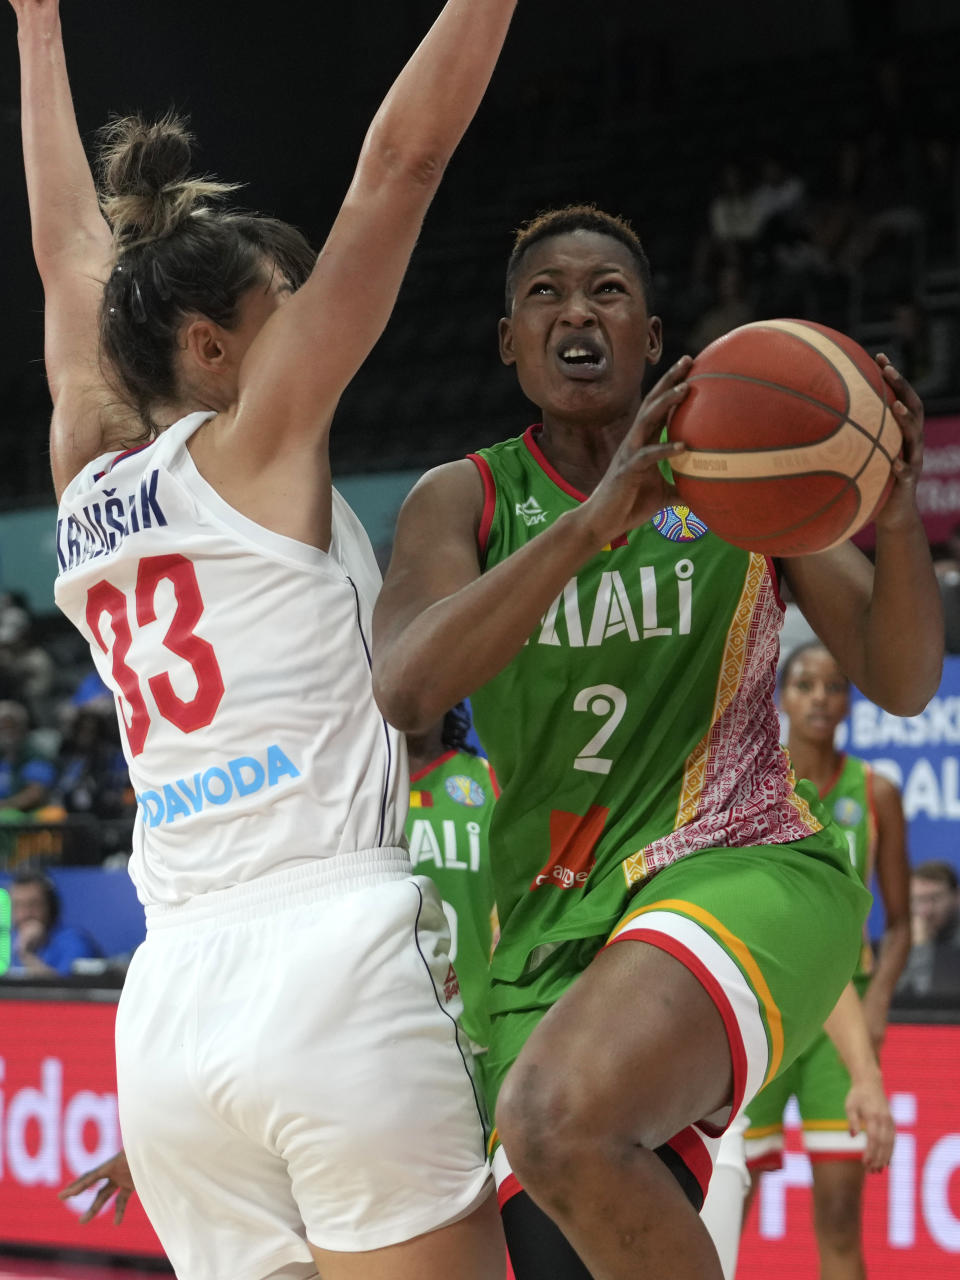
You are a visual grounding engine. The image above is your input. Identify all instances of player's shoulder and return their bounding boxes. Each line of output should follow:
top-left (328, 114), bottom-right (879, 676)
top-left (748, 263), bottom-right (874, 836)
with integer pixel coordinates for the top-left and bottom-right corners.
top-left (401, 458), bottom-right (485, 521)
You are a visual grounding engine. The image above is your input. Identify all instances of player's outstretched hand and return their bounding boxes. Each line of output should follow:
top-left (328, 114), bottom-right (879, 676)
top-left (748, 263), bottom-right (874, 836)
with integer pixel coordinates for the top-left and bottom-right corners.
top-left (59, 1149), bottom-right (135, 1225)
top-left (874, 353), bottom-right (925, 530)
top-left (577, 355), bottom-right (690, 548)
top-left (845, 1077), bottom-right (895, 1173)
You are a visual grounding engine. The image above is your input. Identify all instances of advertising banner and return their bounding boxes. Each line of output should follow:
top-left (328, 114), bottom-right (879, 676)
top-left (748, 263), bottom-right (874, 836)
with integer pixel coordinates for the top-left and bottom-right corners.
top-left (854, 414), bottom-right (960, 551)
top-left (0, 999), bottom-right (164, 1258)
top-left (839, 654), bottom-right (960, 884)
top-left (739, 1023), bottom-right (960, 1278)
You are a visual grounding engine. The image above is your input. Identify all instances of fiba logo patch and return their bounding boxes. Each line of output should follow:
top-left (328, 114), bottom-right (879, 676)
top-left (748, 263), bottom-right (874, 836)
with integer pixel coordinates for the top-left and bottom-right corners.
top-left (833, 797), bottom-right (863, 827)
top-left (652, 504), bottom-right (708, 542)
top-left (444, 776), bottom-right (486, 807)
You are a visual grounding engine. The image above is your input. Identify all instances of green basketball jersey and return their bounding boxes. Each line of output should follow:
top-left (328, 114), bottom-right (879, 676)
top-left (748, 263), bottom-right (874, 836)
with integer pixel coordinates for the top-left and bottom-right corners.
top-left (406, 749), bottom-right (498, 1048)
top-left (468, 427), bottom-right (829, 988)
top-left (820, 753), bottom-right (877, 979)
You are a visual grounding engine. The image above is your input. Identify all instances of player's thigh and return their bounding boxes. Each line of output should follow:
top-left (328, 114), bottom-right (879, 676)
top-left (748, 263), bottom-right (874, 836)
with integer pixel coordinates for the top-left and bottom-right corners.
top-left (116, 939), bottom-right (314, 1280)
top-left (614, 840), bottom-right (869, 1097)
top-left (307, 1194), bottom-right (506, 1280)
top-left (255, 875), bottom-right (491, 1255)
top-left (500, 936), bottom-right (733, 1150)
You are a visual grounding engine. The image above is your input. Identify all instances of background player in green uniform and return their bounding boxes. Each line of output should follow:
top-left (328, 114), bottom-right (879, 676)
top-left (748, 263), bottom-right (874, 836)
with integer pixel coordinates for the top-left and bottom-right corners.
top-left (372, 205), bottom-right (942, 1279)
top-left (405, 703), bottom-right (499, 1091)
top-left (745, 644), bottom-right (910, 1280)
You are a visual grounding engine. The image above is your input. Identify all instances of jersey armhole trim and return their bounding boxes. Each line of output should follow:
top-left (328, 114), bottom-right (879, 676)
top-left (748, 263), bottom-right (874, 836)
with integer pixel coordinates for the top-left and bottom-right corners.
top-left (765, 555), bottom-right (786, 612)
top-left (467, 453), bottom-right (497, 564)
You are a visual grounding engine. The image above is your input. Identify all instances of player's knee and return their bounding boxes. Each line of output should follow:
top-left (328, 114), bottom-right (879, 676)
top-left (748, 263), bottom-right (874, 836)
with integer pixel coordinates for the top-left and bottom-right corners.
top-left (814, 1184), bottom-right (863, 1253)
top-left (496, 1060), bottom-right (585, 1194)
top-left (496, 1057), bottom-right (625, 1201)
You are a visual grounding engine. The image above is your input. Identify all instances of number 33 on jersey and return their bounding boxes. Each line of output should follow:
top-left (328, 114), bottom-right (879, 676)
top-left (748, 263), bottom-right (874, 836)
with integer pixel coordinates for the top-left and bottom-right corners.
top-left (54, 414), bottom-right (406, 905)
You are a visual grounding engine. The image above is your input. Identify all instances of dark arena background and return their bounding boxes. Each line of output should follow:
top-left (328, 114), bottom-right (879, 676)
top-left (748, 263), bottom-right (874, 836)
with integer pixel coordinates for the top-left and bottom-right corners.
top-left (1, 1), bottom-right (958, 1276)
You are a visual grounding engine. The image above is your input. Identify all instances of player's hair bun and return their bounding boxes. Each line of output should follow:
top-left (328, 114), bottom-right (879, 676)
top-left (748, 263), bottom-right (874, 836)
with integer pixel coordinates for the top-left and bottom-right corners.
top-left (98, 112), bottom-right (238, 246)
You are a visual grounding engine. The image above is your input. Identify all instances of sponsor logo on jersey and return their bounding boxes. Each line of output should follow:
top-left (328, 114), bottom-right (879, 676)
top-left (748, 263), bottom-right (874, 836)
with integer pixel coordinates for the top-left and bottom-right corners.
top-left (833, 796), bottom-right (863, 827)
top-left (516, 496), bottom-right (548, 526)
top-left (57, 470), bottom-right (168, 572)
top-left (530, 804), bottom-right (607, 890)
top-left (135, 743), bottom-right (301, 827)
top-left (442, 963), bottom-right (460, 1003)
top-left (652, 504), bottom-right (708, 542)
top-left (444, 776), bottom-right (486, 807)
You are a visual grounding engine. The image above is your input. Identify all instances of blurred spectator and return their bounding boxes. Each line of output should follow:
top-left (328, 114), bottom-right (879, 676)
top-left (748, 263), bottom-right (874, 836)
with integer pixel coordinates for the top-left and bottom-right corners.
top-left (692, 162), bottom-right (760, 288)
top-left (896, 860), bottom-right (960, 999)
top-left (708, 162), bottom-right (760, 251)
top-left (7, 869), bottom-right (102, 977)
top-left (53, 702), bottom-right (133, 822)
top-left (841, 130), bottom-right (924, 275)
top-left (688, 262), bottom-right (754, 353)
top-left (0, 700), bottom-right (56, 818)
top-left (750, 155), bottom-right (807, 258)
top-left (933, 545), bottom-right (960, 655)
top-left (0, 599), bottom-right (55, 725)
top-left (806, 140), bottom-right (869, 275)
top-left (885, 299), bottom-right (956, 401)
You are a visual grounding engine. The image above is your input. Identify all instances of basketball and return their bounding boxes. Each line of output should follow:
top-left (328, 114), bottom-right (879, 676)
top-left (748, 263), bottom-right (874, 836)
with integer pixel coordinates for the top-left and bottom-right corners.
top-left (666, 319), bottom-right (902, 556)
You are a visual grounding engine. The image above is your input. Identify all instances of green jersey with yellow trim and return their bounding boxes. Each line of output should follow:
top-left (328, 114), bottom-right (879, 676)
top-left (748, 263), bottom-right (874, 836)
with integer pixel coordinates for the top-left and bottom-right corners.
top-left (820, 753), bottom-right (877, 978)
top-left (467, 426), bottom-right (830, 991)
top-left (406, 749), bottom-right (498, 1048)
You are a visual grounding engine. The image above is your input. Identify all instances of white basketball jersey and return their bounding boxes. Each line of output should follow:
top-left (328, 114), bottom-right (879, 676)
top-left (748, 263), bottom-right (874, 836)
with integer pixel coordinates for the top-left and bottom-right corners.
top-left (55, 412), bottom-right (407, 907)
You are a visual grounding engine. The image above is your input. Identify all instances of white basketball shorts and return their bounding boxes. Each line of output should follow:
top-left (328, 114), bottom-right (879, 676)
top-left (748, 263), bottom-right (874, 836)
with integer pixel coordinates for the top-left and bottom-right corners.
top-left (116, 850), bottom-right (492, 1280)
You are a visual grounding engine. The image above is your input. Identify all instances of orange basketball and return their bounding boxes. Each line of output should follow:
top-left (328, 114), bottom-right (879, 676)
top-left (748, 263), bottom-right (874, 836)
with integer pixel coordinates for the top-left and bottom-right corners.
top-left (666, 319), bottom-right (901, 556)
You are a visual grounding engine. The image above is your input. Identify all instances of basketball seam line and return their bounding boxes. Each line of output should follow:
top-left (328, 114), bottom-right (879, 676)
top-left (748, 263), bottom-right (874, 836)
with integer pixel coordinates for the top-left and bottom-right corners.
top-left (686, 373), bottom-right (897, 465)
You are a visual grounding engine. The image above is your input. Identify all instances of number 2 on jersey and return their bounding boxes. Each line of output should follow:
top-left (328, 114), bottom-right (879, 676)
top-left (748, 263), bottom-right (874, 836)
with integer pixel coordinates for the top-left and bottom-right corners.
top-left (573, 684), bottom-right (627, 775)
top-left (86, 554), bottom-right (225, 757)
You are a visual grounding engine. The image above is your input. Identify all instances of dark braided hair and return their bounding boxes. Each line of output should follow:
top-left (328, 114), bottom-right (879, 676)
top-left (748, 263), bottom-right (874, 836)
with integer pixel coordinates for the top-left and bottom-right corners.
top-left (504, 203), bottom-right (654, 314)
top-left (96, 113), bottom-right (317, 439)
top-left (440, 702), bottom-right (477, 755)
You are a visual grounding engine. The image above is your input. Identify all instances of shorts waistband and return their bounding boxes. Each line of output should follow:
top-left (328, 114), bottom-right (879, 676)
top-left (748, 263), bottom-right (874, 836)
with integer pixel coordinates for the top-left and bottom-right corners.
top-left (144, 847), bottom-right (413, 932)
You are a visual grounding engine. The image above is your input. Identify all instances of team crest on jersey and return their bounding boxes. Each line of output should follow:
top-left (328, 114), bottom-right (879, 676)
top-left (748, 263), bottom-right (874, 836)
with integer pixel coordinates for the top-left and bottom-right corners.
top-left (516, 496), bottom-right (548, 526)
top-left (444, 776), bottom-right (486, 807)
top-left (652, 505), bottom-right (708, 542)
top-left (833, 797), bottom-right (863, 827)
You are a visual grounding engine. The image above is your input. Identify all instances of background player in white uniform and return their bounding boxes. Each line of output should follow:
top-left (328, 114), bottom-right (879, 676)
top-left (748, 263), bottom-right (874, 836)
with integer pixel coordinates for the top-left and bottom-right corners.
top-left (10, 0), bottom-right (517, 1276)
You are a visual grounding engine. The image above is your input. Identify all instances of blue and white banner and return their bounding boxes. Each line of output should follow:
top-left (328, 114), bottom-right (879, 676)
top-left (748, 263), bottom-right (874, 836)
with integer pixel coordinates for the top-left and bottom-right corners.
top-left (838, 655), bottom-right (960, 878)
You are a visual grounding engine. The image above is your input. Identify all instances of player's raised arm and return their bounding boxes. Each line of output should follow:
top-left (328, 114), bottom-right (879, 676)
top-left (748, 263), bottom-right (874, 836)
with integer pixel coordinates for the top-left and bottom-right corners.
top-left (783, 359), bottom-right (942, 718)
top-left (373, 365), bottom-right (689, 732)
top-left (10, 0), bottom-right (133, 497)
top-left (229, 0), bottom-right (517, 458)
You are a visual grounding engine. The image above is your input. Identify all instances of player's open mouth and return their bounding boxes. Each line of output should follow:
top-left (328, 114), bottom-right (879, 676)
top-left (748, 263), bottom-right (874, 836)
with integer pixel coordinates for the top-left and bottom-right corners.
top-left (555, 338), bottom-right (606, 379)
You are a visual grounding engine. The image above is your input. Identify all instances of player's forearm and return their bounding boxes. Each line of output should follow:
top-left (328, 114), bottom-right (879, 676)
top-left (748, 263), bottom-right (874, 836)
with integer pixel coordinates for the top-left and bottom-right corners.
top-left (16, 6), bottom-right (112, 273)
top-left (359, 0), bottom-right (517, 191)
top-left (823, 982), bottom-right (881, 1084)
top-left (374, 508), bottom-right (603, 732)
top-left (865, 920), bottom-right (911, 1013)
top-left (860, 512), bottom-right (943, 715)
